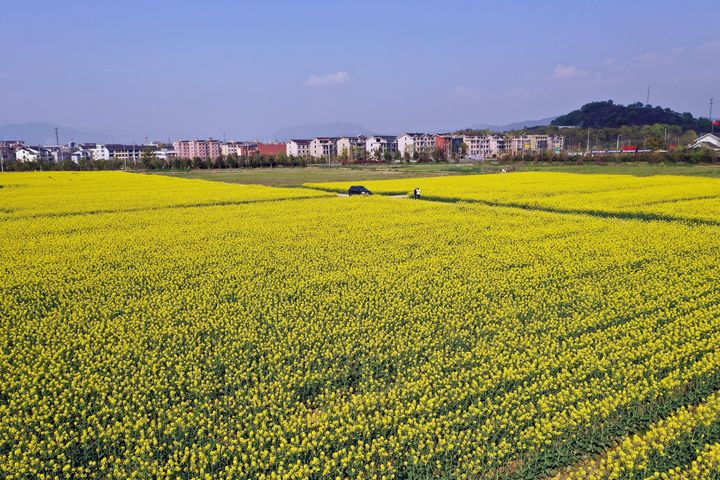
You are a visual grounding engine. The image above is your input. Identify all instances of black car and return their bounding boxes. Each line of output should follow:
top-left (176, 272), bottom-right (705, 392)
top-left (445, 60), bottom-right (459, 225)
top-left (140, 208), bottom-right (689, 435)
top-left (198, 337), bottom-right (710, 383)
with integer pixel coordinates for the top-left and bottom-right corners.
top-left (348, 185), bottom-right (372, 196)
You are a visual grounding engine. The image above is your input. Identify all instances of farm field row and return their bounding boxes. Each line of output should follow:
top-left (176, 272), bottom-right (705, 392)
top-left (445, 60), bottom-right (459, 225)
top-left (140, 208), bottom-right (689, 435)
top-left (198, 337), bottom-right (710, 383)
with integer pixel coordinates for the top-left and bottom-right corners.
top-left (0, 171), bottom-right (329, 219)
top-left (150, 163), bottom-right (720, 190)
top-left (2, 172), bottom-right (720, 478)
top-left (307, 172), bottom-right (720, 223)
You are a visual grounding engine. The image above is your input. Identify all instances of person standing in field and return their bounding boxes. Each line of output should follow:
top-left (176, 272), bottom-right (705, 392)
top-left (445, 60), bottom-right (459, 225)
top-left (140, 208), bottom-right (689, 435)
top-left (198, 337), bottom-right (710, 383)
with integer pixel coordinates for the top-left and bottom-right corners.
top-left (413, 187), bottom-right (421, 199)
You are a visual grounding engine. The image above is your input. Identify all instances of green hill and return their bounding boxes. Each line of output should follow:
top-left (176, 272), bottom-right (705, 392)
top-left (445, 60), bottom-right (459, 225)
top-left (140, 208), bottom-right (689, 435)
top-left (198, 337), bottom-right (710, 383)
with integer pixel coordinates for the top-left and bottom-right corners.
top-left (552, 100), bottom-right (713, 131)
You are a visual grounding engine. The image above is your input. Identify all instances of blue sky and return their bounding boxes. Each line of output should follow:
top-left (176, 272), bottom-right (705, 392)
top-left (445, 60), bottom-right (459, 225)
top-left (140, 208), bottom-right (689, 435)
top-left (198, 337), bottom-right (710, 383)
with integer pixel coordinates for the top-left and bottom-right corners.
top-left (2, 0), bottom-right (718, 140)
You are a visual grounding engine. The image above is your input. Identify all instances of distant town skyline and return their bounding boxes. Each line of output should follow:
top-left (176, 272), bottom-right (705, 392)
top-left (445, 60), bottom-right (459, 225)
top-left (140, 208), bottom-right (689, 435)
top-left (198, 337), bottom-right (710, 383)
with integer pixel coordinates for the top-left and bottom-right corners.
top-left (2, 0), bottom-right (718, 141)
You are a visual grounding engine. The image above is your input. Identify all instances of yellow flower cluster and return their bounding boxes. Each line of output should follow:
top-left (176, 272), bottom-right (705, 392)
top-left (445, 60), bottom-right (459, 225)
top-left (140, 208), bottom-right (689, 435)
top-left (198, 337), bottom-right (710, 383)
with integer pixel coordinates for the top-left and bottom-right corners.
top-left (557, 391), bottom-right (720, 479)
top-left (2, 172), bottom-right (720, 478)
top-left (649, 442), bottom-right (720, 479)
top-left (307, 172), bottom-right (720, 222)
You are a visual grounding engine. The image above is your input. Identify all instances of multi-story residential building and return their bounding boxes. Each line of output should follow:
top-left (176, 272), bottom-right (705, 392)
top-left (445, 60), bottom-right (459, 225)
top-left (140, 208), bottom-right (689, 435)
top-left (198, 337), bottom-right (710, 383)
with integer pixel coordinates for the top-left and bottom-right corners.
top-left (238, 143), bottom-right (259, 156)
top-left (336, 136), bottom-right (367, 159)
top-left (0, 141), bottom-right (23, 164)
top-left (66, 142), bottom-right (95, 162)
top-left (15, 146), bottom-right (55, 162)
top-left (508, 135), bottom-right (532, 154)
top-left (91, 144), bottom-right (110, 160)
top-left (15, 147), bottom-right (40, 162)
top-left (435, 135), bottom-right (464, 156)
top-left (365, 136), bottom-right (398, 158)
top-left (397, 133), bottom-right (435, 157)
top-left (462, 135), bottom-right (481, 158)
top-left (258, 142), bottom-right (286, 156)
top-left (286, 139), bottom-right (312, 157)
top-left (221, 142), bottom-right (241, 157)
top-left (108, 144), bottom-right (147, 163)
top-left (507, 135), bottom-right (564, 154)
top-left (223, 141), bottom-right (283, 157)
top-left (549, 135), bottom-right (565, 153)
top-left (462, 135), bottom-right (507, 159)
top-left (173, 139), bottom-right (222, 159)
top-left (309, 137), bottom-right (339, 159)
top-left (70, 148), bottom-right (92, 163)
top-left (90, 144), bottom-right (154, 162)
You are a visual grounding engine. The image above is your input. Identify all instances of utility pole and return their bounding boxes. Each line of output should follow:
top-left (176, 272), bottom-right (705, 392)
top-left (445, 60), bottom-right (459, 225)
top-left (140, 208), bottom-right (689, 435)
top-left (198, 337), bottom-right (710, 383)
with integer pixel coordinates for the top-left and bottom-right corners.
top-left (616, 135), bottom-right (621, 150)
top-left (0, 150), bottom-right (4, 173)
top-left (54, 126), bottom-right (61, 163)
top-left (711, 98), bottom-right (715, 133)
top-left (586, 129), bottom-right (590, 154)
top-left (646, 86), bottom-right (650, 106)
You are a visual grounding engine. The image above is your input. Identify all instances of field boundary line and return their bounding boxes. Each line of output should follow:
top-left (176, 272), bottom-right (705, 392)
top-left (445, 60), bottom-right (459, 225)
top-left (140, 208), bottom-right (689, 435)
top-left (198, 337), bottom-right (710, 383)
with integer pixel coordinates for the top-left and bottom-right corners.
top-left (410, 195), bottom-right (720, 227)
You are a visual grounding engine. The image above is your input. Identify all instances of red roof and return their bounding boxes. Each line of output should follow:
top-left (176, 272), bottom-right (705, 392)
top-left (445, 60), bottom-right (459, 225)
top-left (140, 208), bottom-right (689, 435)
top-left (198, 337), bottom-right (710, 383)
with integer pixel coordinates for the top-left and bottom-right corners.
top-left (258, 143), bottom-right (285, 156)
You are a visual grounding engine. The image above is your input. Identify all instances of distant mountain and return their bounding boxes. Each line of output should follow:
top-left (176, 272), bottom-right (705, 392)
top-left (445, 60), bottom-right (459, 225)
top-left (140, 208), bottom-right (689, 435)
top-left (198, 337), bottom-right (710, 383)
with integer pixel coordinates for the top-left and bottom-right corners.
top-left (465, 116), bottom-right (557, 132)
top-left (266, 122), bottom-right (375, 141)
top-left (551, 101), bottom-right (704, 129)
top-left (0, 122), bottom-right (130, 145)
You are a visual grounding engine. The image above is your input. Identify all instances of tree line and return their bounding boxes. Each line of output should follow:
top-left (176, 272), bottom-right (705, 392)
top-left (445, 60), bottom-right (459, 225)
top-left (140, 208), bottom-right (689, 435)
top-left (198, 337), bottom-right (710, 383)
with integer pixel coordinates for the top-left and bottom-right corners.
top-left (457, 124), bottom-right (702, 152)
top-left (4, 149), bottom-right (460, 171)
top-left (503, 148), bottom-right (717, 164)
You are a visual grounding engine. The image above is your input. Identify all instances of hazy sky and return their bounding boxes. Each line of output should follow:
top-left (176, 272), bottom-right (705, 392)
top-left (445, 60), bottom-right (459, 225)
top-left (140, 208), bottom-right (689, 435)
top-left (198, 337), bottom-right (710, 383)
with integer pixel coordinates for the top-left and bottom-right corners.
top-left (2, 0), bottom-right (719, 140)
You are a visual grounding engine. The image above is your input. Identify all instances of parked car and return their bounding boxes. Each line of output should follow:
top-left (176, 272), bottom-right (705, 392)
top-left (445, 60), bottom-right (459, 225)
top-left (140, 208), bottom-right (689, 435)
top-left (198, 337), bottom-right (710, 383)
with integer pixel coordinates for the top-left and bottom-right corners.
top-left (348, 185), bottom-right (372, 196)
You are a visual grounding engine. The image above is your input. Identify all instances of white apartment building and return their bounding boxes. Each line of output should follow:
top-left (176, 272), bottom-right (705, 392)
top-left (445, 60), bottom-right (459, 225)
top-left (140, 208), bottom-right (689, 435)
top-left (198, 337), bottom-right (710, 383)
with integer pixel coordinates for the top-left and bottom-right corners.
top-left (91, 144), bottom-right (111, 160)
top-left (310, 137), bottom-right (339, 158)
top-left (286, 139), bottom-right (311, 157)
top-left (365, 136), bottom-right (398, 157)
top-left (336, 136), bottom-right (367, 158)
top-left (90, 144), bottom-right (147, 162)
top-left (462, 135), bottom-right (507, 159)
top-left (397, 133), bottom-right (435, 157)
top-left (221, 142), bottom-right (239, 157)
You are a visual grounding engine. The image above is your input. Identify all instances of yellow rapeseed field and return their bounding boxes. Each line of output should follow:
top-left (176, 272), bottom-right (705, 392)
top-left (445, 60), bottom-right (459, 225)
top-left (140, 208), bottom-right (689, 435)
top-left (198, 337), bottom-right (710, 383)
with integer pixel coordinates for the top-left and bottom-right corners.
top-left (2, 171), bottom-right (720, 479)
top-left (307, 171), bottom-right (720, 223)
top-left (1, 171), bottom-right (329, 219)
